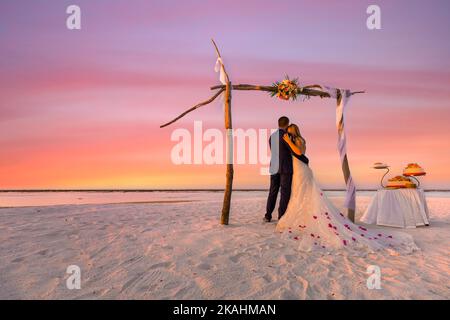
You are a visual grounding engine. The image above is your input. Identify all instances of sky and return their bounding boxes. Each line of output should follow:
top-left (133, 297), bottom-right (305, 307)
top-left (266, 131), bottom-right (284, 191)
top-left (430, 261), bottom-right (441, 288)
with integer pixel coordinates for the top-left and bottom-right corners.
top-left (1, 0), bottom-right (450, 190)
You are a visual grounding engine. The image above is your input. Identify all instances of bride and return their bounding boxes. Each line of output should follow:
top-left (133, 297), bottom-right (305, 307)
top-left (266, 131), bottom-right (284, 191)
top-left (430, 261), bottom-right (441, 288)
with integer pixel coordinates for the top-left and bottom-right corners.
top-left (276, 124), bottom-right (418, 254)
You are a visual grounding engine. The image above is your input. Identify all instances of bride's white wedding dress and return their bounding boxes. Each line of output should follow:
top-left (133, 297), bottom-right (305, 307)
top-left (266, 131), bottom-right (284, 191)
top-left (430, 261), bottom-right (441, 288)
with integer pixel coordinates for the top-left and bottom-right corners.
top-left (276, 156), bottom-right (418, 255)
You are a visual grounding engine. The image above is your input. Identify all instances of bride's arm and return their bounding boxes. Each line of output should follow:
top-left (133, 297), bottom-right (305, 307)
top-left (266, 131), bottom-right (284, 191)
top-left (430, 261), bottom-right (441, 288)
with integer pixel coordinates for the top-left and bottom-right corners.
top-left (283, 134), bottom-right (302, 156)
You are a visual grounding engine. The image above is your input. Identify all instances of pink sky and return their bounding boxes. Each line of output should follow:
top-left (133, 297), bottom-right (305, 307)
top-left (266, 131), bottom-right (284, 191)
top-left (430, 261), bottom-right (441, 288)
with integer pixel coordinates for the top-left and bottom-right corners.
top-left (1, 0), bottom-right (450, 189)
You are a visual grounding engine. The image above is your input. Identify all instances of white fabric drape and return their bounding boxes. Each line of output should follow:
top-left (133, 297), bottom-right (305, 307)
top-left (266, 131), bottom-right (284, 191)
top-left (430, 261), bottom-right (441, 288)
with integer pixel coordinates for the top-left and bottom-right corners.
top-left (317, 86), bottom-right (356, 211)
top-left (214, 57), bottom-right (227, 85)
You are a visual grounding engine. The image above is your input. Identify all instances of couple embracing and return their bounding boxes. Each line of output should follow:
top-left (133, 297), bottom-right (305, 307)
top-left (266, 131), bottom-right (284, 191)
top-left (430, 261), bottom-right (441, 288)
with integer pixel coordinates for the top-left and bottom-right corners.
top-left (264, 116), bottom-right (417, 253)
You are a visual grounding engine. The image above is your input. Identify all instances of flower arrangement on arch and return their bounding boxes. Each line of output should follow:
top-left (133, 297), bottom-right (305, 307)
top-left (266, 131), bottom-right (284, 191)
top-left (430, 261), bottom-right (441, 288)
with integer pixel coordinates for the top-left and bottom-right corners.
top-left (271, 76), bottom-right (301, 101)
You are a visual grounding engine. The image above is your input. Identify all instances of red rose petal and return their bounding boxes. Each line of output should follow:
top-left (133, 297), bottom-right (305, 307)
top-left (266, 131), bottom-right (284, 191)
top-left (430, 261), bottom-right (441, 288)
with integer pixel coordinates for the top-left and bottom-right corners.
top-left (343, 240), bottom-right (347, 246)
top-left (313, 216), bottom-right (318, 219)
top-left (310, 233), bottom-right (315, 238)
top-left (352, 237), bottom-right (356, 241)
top-left (328, 223), bottom-right (333, 228)
top-left (294, 237), bottom-right (299, 240)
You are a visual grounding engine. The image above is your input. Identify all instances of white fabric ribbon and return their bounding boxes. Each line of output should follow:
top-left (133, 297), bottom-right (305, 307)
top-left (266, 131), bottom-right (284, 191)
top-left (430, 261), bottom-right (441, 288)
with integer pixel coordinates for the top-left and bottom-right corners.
top-left (214, 57), bottom-right (228, 85)
top-left (317, 85), bottom-right (356, 211)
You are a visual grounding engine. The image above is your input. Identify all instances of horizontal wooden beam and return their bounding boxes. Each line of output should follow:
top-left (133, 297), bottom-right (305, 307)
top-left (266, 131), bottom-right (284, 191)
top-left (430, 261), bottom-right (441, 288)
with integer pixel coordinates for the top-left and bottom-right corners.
top-left (210, 84), bottom-right (365, 98)
top-left (160, 83), bottom-right (365, 128)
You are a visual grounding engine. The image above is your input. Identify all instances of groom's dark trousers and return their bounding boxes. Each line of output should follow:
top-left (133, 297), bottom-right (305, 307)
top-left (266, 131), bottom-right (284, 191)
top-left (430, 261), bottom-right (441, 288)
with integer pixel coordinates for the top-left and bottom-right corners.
top-left (265, 129), bottom-right (293, 221)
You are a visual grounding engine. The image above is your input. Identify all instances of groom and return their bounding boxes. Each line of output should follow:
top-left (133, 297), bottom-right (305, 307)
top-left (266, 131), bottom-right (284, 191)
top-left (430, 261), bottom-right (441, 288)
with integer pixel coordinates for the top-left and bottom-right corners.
top-left (264, 116), bottom-right (309, 222)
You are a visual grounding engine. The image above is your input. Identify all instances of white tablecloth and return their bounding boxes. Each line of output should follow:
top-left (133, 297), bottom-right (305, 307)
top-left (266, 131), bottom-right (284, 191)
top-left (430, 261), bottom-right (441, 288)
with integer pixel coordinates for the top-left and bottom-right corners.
top-left (361, 188), bottom-right (430, 228)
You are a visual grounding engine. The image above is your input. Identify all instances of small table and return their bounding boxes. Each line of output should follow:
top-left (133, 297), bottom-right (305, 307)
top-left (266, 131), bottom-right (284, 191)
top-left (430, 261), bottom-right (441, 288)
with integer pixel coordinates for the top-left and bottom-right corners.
top-left (361, 188), bottom-right (430, 228)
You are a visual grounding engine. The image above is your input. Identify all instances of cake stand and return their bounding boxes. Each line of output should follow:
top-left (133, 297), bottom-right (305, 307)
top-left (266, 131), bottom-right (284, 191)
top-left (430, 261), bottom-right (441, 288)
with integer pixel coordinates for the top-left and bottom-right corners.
top-left (373, 165), bottom-right (390, 188)
top-left (403, 172), bottom-right (426, 188)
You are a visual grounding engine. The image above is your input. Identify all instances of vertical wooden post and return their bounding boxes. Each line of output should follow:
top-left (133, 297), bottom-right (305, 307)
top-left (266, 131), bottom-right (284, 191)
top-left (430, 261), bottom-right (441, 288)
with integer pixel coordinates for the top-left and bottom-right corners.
top-left (221, 81), bottom-right (233, 225)
top-left (337, 92), bottom-right (355, 223)
top-left (211, 39), bottom-right (234, 225)
top-left (341, 155), bottom-right (355, 223)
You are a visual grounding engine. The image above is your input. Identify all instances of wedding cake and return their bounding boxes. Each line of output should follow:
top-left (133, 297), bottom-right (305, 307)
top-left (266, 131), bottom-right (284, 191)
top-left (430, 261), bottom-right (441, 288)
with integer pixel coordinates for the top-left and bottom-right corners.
top-left (403, 163), bottom-right (426, 176)
top-left (386, 176), bottom-right (416, 188)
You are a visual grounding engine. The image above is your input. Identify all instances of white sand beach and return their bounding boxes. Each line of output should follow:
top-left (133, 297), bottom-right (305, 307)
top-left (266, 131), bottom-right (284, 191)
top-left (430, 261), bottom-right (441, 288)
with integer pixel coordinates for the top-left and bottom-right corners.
top-left (0, 191), bottom-right (449, 299)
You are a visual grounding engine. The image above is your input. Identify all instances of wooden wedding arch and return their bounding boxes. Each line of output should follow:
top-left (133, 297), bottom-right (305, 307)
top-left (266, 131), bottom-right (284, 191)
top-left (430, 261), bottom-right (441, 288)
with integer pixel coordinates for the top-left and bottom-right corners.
top-left (160, 40), bottom-right (364, 225)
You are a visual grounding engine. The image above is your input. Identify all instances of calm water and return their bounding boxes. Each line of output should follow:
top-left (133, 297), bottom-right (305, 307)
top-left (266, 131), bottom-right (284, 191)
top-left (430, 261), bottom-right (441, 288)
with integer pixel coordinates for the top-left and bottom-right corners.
top-left (0, 190), bottom-right (448, 208)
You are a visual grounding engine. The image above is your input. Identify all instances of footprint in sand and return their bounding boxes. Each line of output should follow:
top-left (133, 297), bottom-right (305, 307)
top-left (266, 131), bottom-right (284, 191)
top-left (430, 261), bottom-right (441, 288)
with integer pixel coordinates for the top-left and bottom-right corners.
top-left (38, 249), bottom-right (49, 256)
top-left (149, 261), bottom-right (172, 270)
top-left (229, 253), bottom-right (245, 263)
top-left (281, 254), bottom-right (296, 264)
top-left (120, 272), bottom-right (144, 293)
top-left (196, 263), bottom-right (211, 271)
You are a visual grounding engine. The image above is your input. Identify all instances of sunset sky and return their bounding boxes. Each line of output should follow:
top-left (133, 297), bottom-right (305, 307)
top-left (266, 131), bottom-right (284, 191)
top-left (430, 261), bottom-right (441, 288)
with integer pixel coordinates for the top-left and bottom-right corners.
top-left (1, 0), bottom-right (450, 190)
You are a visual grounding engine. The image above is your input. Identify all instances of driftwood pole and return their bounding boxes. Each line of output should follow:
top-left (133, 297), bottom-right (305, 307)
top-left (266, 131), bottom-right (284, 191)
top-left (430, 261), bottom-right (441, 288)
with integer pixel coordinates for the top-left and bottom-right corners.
top-left (211, 39), bottom-right (233, 225)
top-left (337, 92), bottom-right (355, 223)
top-left (222, 80), bottom-right (233, 225)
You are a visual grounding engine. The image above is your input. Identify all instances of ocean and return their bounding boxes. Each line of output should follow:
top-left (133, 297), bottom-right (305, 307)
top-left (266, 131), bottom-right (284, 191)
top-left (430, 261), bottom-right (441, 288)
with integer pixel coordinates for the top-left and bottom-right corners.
top-left (0, 190), bottom-right (449, 208)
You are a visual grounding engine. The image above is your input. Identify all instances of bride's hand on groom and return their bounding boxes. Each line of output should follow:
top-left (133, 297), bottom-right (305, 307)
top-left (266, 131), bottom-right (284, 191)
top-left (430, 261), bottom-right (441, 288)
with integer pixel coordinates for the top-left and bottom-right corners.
top-left (282, 133), bottom-right (291, 143)
top-left (283, 133), bottom-right (302, 156)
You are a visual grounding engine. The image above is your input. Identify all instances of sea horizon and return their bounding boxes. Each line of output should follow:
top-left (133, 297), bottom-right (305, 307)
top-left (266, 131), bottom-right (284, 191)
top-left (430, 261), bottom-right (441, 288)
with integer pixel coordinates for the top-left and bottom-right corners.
top-left (1, 188), bottom-right (450, 193)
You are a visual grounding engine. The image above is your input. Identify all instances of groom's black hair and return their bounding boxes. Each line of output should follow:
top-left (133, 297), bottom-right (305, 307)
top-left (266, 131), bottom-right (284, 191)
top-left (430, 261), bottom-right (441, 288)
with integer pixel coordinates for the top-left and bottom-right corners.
top-left (278, 116), bottom-right (290, 128)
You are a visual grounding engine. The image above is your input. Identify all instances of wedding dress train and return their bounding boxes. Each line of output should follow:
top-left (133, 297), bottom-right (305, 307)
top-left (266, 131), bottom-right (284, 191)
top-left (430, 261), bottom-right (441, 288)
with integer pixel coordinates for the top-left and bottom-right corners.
top-left (276, 156), bottom-right (419, 255)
